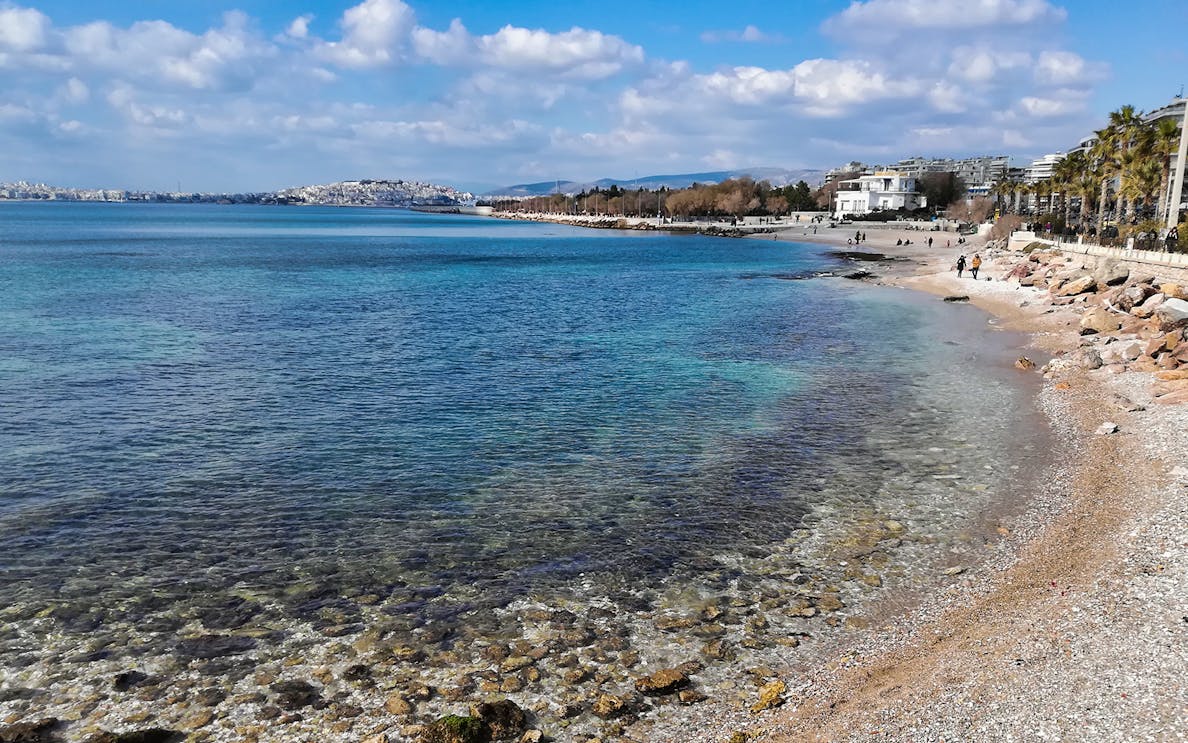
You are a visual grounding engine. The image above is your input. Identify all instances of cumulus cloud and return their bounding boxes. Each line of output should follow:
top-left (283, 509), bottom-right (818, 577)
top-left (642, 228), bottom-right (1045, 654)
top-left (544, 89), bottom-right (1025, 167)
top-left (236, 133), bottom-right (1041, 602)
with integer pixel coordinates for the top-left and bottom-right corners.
top-left (824, 0), bottom-right (1066, 36)
top-left (1034, 50), bottom-right (1106, 86)
top-left (315, 0), bottom-right (414, 68)
top-left (0, 4), bottom-right (49, 51)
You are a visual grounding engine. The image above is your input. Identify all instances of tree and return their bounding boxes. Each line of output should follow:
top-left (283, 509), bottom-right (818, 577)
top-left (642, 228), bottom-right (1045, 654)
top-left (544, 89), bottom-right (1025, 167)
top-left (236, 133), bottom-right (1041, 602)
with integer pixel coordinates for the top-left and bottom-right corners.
top-left (1152, 117), bottom-right (1181, 224)
top-left (948, 196), bottom-right (995, 224)
top-left (919, 172), bottom-right (965, 212)
top-left (765, 194), bottom-right (787, 216)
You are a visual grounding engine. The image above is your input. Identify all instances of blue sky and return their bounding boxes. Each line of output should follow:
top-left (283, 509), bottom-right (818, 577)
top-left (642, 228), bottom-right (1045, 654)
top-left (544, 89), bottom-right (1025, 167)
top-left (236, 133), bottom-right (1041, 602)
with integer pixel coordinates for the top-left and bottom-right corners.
top-left (1, 0), bottom-right (1185, 192)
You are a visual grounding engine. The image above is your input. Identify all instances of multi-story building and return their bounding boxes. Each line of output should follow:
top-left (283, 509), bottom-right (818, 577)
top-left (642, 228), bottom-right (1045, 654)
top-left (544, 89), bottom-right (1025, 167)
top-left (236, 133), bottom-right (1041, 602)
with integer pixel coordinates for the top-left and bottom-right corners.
top-left (867, 155), bottom-right (1009, 196)
top-left (1024, 153), bottom-right (1064, 183)
top-left (832, 171), bottom-right (926, 217)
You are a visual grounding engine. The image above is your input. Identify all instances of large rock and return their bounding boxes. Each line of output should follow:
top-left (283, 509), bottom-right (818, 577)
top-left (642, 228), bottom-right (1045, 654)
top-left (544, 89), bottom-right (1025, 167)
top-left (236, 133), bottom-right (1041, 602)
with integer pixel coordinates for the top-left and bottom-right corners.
top-left (634, 667), bottom-right (690, 695)
top-left (1132, 293), bottom-right (1165, 318)
top-left (1054, 275), bottom-right (1096, 296)
top-left (1117, 283), bottom-right (1156, 311)
top-left (174, 634), bottom-right (257, 659)
top-left (470, 701), bottom-right (526, 741)
top-left (750, 679), bottom-right (787, 713)
top-left (1072, 349), bottom-right (1104, 369)
top-left (1154, 298), bottom-right (1188, 332)
top-left (420, 716), bottom-right (489, 743)
top-left (1094, 260), bottom-right (1130, 286)
top-left (1080, 308), bottom-right (1122, 335)
top-left (0, 719), bottom-right (61, 743)
top-left (269, 680), bottom-right (321, 710)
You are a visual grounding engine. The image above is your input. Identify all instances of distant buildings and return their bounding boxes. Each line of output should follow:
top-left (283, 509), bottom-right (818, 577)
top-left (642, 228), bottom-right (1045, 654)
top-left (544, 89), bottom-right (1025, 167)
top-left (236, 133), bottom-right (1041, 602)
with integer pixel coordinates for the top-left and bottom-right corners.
top-left (826, 155), bottom-right (1009, 197)
top-left (1024, 153), bottom-right (1064, 183)
top-left (833, 171), bottom-right (926, 218)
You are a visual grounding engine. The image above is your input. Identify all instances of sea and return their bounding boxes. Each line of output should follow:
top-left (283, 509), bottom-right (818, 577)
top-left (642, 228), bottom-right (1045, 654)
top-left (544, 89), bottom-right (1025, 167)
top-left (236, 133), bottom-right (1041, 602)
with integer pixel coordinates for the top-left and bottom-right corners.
top-left (0, 203), bottom-right (1051, 740)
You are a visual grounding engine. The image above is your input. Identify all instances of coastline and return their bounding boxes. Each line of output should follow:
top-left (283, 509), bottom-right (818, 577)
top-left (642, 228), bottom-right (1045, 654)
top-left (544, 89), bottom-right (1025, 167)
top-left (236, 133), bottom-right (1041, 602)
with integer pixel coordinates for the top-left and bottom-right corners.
top-left (656, 225), bottom-right (1188, 742)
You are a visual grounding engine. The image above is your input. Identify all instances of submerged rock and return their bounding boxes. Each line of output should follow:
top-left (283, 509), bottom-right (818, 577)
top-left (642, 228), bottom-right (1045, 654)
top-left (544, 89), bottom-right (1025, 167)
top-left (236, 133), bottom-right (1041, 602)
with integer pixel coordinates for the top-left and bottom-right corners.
top-left (634, 667), bottom-right (689, 695)
top-left (471, 700), bottom-right (526, 740)
top-left (942, 295), bottom-right (970, 303)
top-left (0, 718), bottom-right (61, 743)
top-left (419, 715), bottom-right (490, 743)
top-left (750, 679), bottom-right (788, 713)
top-left (112, 671), bottom-right (149, 692)
top-left (83, 730), bottom-right (182, 743)
top-left (268, 680), bottom-right (321, 710)
top-left (174, 634), bottom-right (257, 659)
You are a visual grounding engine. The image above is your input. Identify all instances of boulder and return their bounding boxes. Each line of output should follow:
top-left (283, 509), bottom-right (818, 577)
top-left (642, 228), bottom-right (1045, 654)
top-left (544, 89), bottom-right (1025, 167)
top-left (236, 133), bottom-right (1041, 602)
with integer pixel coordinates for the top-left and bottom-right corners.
top-left (634, 667), bottom-right (690, 695)
top-left (83, 732), bottom-right (182, 743)
top-left (470, 701), bottom-right (526, 741)
top-left (420, 716), bottom-right (490, 743)
top-left (1054, 275), bottom-right (1096, 296)
top-left (1159, 283), bottom-right (1188, 300)
top-left (1133, 293), bottom-right (1165, 318)
top-left (1117, 283), bottom-right (1156, 311)
top-left (1080, 308), bottom-right (1122, 335)
top-left (1154, 298), bottom-right (1188, 332)
top-left (1094, 260), bottom-right (1129, 286)
top-left (1015, 357), bottom-right (1037, 370)
top-left (1005, 263), bottom-right (1033, 281)
top-left (1072, 349), bottom-right (1104, 369)
top-left (1154, 388), bottom-right (1188, 405)
top-left (174, 635), bottom-right (257, 659)
top-left (0, 719), bottom-right (61, 743)
top-left (1095, 422), bottom-right (1119, 435)
top-left (590, 694), bottom-right (629, 719)
top-left (269, 681), bottom-right (321, 710)
top-left (750, 679), bottom-right (787, 713)
top-left (1121, 343), bottom-right (1144, 361)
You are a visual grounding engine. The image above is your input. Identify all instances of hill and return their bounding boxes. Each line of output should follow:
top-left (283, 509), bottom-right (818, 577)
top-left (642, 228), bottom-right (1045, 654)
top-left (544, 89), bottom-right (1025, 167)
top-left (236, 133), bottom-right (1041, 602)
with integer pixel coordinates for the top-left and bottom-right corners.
top-left (487, 168), bottom-right (824, 197)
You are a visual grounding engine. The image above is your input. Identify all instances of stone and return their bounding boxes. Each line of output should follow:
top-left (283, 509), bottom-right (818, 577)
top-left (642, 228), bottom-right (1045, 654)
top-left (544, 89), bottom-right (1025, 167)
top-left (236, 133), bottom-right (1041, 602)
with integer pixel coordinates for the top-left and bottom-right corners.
top-left (1095, 421), bottom-right (1119, 435)
top-left (1134, 295), bottom-right (1165, 319)
top-left (728, 734), bottom-right (749, 743)
top-left (677, 688), bottom-right (708, 705)
top-left (1094, 261), bottom-right (1129, 286)
top-left (471, 700), bottom-right (526, 740)
top-left (1154, 298), bottom-right (1188, 332)
top-left (83, 731), bottom-right (182, 743)
top-left (633, 668), bottom-right (689, 695)
top-left (0, 718), bottom-right (60, 743)
top-left (112, 672), bottom-right (149, 693)
top-left (1154, 388), bottom-right (1188, 405)
top-left (182, 710), bottom-right (213, 731)
top-left (419, 716), bottom-right (490, 743)
top-left (942, 295), bottom-right (969, 303)
top-left (1122, 343), bottom-right (1143, 361)
top-left (1014, 357), bottom-right (1036, 370)
top-left (1118, 283), bottom-right (1156, 311)
top-left (269, 681), bottom-right (320, 710)
top-left (499, 656), bottom-right (533, 673)
top-left (750, 679), bottom-right (787, 713)
top-left (1054, 275), bottom-right (1096, 296)
top-left (1159, 283), bottom-right (1188, 300)
top-left (590, 694), bottom-right (627, 719)
top-left (518, 733), bottom-right (543, 743)
top-left (175, 635), bottom-right (257, 659)
top-left (701, 639), bottom-right (735, 660)
top-left (1072, 349), bottom-right (1103, 370)
top-left (385, 696), bottom-right (414, 716)
top-left (361, 736), bottom-right (388, 743)
top-left (1080, 307), bottom-right (1122, 335)
top-left (1156, 369), bottom-right (1188, 380)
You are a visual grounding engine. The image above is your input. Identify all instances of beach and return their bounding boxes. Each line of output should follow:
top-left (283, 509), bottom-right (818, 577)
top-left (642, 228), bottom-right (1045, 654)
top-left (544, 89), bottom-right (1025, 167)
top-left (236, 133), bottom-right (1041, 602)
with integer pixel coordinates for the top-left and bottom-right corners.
top-left (665, 223), bottom-right (1188, 742)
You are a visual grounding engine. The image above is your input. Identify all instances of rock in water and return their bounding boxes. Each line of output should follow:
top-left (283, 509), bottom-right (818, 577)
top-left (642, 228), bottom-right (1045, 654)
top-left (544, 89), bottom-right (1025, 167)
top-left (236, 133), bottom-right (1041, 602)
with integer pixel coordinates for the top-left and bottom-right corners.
top-left (943, 295), bottom-right (970, 303)
top-left (83, 731), bottom-right (182, 743)
top-left (634, 667), bottom-right (690, 695)
top-left (174, 634), bottom-right (256, 659)
top-left (112, 671), bottom-right (149, 692)
top-left (750, 679), bottom-right (788, 713)
top-left (419, 715), bottom-right (490, 743)
top-left (268, 680), bottom-right (321, 710)
top-left (470, 700), bottom-right (526, 740)
top-left (0, 718), bottom-right (61, 743)
top-left (1015, 357), bottom-right (1036, 370)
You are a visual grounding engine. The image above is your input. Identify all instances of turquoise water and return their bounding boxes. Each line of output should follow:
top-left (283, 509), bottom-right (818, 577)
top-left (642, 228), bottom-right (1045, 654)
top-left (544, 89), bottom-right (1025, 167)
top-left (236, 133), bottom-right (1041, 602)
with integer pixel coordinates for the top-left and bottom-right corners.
top-left (0, 203), bottom-right (1045, 736)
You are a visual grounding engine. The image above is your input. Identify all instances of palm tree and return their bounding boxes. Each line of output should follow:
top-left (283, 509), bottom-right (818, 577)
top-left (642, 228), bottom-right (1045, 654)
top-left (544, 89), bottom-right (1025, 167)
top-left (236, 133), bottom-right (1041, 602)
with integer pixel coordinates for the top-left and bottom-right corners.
top-left (1090, 127), bottom-right (1118, 228)
top-left (1152, 117), bottom-right (1182, 224)
top-left (1108, 105), bottom-right (1144, 220)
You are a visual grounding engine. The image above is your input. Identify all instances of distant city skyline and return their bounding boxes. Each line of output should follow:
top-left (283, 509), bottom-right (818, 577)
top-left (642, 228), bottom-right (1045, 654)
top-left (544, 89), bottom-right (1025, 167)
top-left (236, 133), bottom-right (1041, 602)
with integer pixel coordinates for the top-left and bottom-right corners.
top-left (1, 0), bottom-right (1185, 192)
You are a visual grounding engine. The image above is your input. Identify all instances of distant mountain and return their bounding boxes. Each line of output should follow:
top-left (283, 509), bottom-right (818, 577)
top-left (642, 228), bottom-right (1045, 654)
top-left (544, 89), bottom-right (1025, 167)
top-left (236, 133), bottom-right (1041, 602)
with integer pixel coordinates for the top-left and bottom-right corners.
top-left (486, 168), bottom-right (825, 197)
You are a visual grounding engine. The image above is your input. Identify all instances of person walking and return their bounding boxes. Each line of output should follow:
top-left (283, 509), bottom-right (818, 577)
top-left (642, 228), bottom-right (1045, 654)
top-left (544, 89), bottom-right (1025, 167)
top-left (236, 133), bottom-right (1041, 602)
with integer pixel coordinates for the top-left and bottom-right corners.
top-left (970, 253), bottom-right (982, 279)
top-left (927, 236), bottom-right (933, 248)
top-left (956, 254), bottom-right (966, 277)
top-left (1167, 226), bottom-right (1179, 252)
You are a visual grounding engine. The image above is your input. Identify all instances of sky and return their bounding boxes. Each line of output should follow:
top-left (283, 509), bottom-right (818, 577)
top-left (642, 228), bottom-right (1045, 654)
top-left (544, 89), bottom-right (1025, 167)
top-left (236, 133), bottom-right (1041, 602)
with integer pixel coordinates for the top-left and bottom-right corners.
top-left (1, 0), bottom-right (1185, 193)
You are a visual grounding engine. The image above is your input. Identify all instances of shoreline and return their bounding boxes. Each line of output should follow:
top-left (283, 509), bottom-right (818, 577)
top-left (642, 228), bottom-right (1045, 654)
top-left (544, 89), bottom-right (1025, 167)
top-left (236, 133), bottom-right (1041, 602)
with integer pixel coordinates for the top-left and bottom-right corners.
top-left (678, 226), bottom-right (1188, 741)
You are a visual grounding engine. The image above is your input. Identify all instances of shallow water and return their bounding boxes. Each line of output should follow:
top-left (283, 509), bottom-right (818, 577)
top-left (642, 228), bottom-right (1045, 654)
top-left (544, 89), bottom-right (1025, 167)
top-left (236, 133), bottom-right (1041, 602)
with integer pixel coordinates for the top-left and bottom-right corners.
top-left (0, 203), bottom-right (1049, 739)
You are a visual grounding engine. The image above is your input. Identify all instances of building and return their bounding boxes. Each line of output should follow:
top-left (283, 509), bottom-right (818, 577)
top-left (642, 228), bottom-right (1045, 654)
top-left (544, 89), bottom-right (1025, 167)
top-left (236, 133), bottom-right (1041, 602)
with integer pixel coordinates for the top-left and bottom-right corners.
top-left (1024, 153), bottom-right (1064, 183)
top-left (1144, 96), bottom-right (1187, 226)
top-left (824, 161), bottom-right (867, 182)
top-left (833, 171), bottom-right (926, 217)
top-left (863, 155), bottom-right (1009, 197)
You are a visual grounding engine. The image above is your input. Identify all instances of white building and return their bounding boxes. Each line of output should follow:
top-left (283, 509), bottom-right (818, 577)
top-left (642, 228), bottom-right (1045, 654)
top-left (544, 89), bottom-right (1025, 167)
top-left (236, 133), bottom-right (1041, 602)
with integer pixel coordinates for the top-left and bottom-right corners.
top-left (1024, 153), bottom-right (1064, 183)
top-left (833, 171), bottom-right (926, 218)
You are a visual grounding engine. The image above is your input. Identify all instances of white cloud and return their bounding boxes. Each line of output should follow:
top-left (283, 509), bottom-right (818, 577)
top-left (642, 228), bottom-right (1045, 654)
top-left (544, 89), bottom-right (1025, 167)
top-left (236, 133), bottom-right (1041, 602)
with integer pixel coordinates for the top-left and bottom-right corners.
top-left (316, 0), bottom-right (415, 68)
top-left (825, 0), bottom-right (1066, 36)
top-left (947, 48), bottom-right (1031, 83)
top-left (0, 5), bottom-right (49, 51)
top-left (700, 25), bottom-right (782, 44)
top-left (1034, 50), bottom-right (1105, 86)
top-left (56, 76), bottom-right (88, 104)
top-left (286, 15), bottom-right (313, 40)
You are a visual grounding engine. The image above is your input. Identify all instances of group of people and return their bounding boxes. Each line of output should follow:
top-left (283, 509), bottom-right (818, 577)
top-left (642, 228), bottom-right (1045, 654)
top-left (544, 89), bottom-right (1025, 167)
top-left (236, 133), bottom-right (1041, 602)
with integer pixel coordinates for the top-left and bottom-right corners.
top-left (956, 253), bottom-right (982, 279)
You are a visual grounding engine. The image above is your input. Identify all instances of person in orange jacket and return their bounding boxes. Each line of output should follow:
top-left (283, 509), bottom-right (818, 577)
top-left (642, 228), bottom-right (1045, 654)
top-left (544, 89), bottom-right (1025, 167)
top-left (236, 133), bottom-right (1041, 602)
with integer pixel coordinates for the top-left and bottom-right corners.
top-left (970, 253), bottom-right (982, 279)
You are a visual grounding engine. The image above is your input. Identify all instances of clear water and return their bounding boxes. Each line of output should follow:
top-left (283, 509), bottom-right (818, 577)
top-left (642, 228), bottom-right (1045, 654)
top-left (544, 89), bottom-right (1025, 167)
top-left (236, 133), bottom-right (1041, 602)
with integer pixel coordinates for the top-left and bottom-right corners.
top-left (0, 203), bottom-right (1047, 737)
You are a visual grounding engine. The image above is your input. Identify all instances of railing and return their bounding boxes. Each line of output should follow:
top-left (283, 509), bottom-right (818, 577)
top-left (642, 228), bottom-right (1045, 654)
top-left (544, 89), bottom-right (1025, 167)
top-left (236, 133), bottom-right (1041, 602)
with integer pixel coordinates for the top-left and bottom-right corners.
top-left (1008, 232), bottom-right (1188, 267)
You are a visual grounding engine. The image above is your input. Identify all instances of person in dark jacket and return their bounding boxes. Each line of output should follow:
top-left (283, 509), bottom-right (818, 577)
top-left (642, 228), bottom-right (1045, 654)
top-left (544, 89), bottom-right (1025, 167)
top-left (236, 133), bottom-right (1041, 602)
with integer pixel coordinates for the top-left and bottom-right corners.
top-left (956, 254), bottom-right (966, 278)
